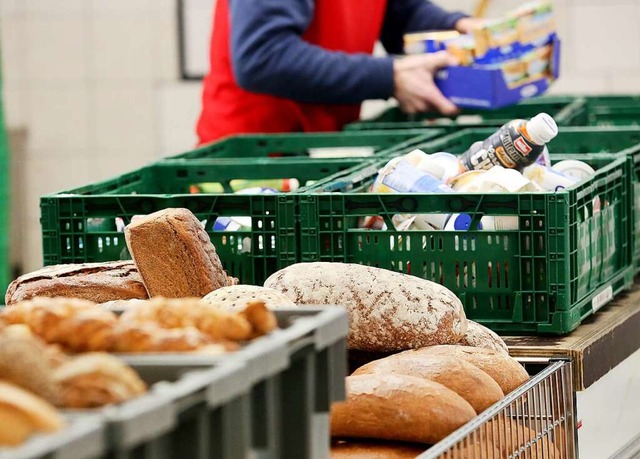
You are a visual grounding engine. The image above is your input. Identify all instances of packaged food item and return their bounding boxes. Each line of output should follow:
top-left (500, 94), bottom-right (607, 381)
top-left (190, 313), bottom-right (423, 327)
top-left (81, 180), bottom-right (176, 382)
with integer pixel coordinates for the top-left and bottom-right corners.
top-left (197, 178), bottom-right (299, 193)
top-left (371, 151), bottom-right (453, 194)
top-left (551, 160), bottom-right (596, 181)
top-left (458, 113), bottom-right (558, 172)
top-left (523, 163), bottom-right (578, 191)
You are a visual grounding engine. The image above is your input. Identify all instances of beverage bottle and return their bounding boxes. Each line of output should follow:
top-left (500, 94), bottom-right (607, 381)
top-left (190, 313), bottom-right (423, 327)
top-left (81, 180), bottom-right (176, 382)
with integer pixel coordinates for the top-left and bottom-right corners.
top-left (458, 113), bottom-right (559, 172)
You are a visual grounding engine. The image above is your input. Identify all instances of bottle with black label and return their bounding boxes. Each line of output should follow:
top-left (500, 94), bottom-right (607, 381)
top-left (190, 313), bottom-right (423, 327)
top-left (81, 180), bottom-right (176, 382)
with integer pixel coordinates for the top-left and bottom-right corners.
top-left (458, 113), bottom-right (559, 172)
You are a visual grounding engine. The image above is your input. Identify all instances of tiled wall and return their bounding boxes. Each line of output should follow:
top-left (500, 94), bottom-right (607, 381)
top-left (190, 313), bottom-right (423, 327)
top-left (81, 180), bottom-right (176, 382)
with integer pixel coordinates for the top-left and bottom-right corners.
top-left (0, 0), bottom-right (639, 271)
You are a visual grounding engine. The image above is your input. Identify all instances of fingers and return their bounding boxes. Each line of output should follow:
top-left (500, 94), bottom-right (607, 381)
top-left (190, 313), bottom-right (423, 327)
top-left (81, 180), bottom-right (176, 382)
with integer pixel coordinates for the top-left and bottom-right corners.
top-left (422, 51), bottom-right (460, 72)
top-left (423, 81), bottom-right (459, 116)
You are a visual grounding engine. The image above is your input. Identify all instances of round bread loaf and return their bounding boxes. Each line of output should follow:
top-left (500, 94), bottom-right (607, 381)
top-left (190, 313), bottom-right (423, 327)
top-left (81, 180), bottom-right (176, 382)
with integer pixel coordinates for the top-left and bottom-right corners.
top-left (264, 262), bottom-right (467, 352)
top-left (202, 285), bottom-right (296, 312)
top-left (411, 345), bottom-right (529, 394)
top-left (330, 373), bottom-right (476, 444)
top-left (331, 440), bottom-right (426, 458)
top-left (458, 320), bottom-right (509, 355)
top-left (353, 353), bottom-right (504, 413)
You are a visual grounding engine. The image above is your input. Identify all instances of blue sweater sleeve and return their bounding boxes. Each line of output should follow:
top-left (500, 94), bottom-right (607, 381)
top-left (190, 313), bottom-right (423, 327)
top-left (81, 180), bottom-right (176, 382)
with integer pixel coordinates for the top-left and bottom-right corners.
top-left (230, 0), bottom-right (395, 104)
top-left (381, 1), bottom-right (468, 55)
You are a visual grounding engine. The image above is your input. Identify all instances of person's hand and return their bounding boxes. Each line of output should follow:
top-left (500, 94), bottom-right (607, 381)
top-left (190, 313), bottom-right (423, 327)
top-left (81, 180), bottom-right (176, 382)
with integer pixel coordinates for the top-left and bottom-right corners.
top-left (393, 51), bottom-right (459, 116)
top-left (455, 17), bottom-right (485, 34)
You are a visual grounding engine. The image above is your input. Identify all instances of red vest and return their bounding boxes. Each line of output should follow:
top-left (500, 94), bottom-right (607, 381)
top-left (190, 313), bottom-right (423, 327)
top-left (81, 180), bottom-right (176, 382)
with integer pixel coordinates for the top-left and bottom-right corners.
top-left (197, 0), bottom-right (388, 145)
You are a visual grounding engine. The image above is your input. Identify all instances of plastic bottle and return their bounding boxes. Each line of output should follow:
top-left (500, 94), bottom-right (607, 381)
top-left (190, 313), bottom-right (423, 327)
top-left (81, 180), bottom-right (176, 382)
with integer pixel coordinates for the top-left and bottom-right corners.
top-left (458, 113), bottom-right (559, 172)
top-left (371, 152), bottom-right (453, 194)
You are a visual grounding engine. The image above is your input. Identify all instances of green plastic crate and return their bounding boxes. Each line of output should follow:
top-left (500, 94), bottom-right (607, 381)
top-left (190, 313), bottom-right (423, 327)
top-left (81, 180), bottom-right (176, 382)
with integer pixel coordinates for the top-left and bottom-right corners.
top-left (345, 95), bottom-right (585, 132)
top-left (570, 95), bottom-right (640, 127)
top-left (167, 130), bottom-right (443, 160)
top-left (298, 128), bottom-right (638, 334)
top-left (40, 132), bottom-right (443, 285)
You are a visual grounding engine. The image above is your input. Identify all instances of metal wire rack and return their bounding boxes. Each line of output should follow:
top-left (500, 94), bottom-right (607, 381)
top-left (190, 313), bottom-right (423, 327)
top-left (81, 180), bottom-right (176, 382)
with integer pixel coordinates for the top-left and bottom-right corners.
top-left (419, 358), bottom-right (577, 459)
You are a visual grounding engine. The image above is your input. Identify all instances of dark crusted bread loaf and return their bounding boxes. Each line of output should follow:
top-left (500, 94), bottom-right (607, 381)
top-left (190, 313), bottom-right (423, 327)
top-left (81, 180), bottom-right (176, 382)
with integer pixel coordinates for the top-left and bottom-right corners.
top-left (124, 208), bottom-right (230, 298)
top-left (5, 261), bottom-right (148, 305)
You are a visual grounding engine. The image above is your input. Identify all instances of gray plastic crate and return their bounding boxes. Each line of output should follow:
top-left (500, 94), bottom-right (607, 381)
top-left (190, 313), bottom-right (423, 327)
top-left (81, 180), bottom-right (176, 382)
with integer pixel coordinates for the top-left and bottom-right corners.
top-left (0, 415), bottom-right (105, 459)
top-left (66, 361), bottom-right (251, 459)
top-left (120, 307), bottom-right (349, 459)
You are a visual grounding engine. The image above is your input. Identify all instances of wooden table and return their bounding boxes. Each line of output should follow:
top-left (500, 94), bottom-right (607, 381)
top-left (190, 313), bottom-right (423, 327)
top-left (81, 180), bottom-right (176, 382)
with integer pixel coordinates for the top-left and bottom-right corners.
top-left (504, 282), bottom-right (640, 391)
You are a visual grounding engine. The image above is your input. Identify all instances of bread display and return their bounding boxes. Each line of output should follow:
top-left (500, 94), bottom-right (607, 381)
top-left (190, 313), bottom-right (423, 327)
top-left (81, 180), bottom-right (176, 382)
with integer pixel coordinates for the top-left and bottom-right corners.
top-left (54, 353), bottom-right (147, 408)
top-left (411, 345), bottom-right (529, 394)
top-left (202, 285), bottom-right (296, 311)
top-left (1, 296), bottom-right (276, 353)
top-left (353, 352), bottom-right (504, 413)
top-left (264, 262), bottom-right (467, 352)
top-left (331, 373), bottom-right (476, 444)
top-left (458, 320), bottom-right (509, 355)
top-left (0, 381), bottom-right (65, 446)
top-left (5, 261), bottom-right (149, 305)
top-left (330, 440), bottom-right (426, 458)
top-left (124, 208), bottom-right (231, 298)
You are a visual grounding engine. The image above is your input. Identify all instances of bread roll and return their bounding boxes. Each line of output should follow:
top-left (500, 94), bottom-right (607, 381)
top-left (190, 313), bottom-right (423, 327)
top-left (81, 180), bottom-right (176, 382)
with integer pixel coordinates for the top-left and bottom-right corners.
top-left (481, 417), bottom-right (560, 458)
top-left (0, 325), bottom-right (60, 404)
top-left (202, 285), bottom-right (296, 311)
top-left (54, 353), bottom-right (147, 408)
top-left (411, 345), bottom-right (529, 394)
top-left (5, 261), bottom-right (149, 305)
top-left (458, 320), bottom-right (509, 355)
top-left (331, 374), bottom-right (475, 444)
top-left (0, 381), bottom-right (65, 446)
top-left (353, 353), bottom-right (504, 413)
top-left (124, 208), bottom-right (230, 298)
top-left (331, 440), bottom-right (425, 458)
top-left (264, 262), bottom-right (467, 352)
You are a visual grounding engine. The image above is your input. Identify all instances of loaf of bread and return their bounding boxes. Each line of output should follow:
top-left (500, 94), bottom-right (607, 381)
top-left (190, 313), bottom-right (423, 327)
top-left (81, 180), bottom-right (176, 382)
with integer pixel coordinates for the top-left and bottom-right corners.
top-left (330, 440), bottom-right (426, 458)
top-left (5, 261), bottom-right (149, 305)
top-left (202, 285), bottom-right (296, 312)
top-left (479, 417), bottom-right (560, 458)
top-left (54, 353), bottom-right (147, 408)
top-left (411, 345), bottom-right (529, 394)
top-left (353, 353), bottom-right (504, 413)
top-left (458, 320), bottom-right (509, 355)
top-left (0, 325), bottom-right (60, 405)
top-left (124, 208), bottom-right (230, 298)
top-left (0, 381), bottom-right (65, 446)
top-left (264, 262), bottom-right (467, 352)
top-left (331, 374), bottom-right (475, 444)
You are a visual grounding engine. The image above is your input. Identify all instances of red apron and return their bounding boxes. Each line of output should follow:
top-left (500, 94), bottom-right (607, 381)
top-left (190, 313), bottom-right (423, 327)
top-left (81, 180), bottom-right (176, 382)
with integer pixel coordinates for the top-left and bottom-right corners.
top-left (197, 0), bottom-right (388, 145)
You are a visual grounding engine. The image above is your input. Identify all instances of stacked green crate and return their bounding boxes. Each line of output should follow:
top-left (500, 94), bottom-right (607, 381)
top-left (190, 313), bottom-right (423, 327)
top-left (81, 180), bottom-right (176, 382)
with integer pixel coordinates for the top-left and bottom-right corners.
top-left (345, 95), bottom-right (585, 132)
top-left (298, 127), bottom-right (640, 334)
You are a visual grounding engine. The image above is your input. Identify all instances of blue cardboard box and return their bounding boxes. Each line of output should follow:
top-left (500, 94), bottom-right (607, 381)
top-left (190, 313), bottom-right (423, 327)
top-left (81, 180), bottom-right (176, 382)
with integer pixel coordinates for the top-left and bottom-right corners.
top-left (433, 34), bottom-right (560, 110)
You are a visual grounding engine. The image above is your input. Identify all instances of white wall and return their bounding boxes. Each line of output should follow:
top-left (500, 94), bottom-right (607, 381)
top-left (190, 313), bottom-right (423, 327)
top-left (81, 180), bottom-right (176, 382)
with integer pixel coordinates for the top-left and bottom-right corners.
top-left (0, 0), bottom-right (639, 271)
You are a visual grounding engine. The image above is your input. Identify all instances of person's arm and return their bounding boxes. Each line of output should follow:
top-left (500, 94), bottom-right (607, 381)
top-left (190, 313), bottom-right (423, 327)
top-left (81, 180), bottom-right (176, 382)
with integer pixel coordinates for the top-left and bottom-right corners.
top-left (381, 0), bottom-right (469, 55)
top-left (230, 0), bottom-right (394, 104)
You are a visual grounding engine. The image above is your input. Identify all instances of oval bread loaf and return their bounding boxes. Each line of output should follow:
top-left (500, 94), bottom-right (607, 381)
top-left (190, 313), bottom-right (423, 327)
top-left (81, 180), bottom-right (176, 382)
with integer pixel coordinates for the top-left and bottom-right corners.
top-left (353, 353), bottom-right (504, 413)
top-left (331, 441), bottom-right (426, 458)
top-left (458, 320), bottom-right (509, 355)
top-left (412, 345), bottom-right (529, 394)
top-left (330, 373), bottom-right (476, 444)
top-left (202, 285), bottom-right (296, 312)
top-left (264, 263), bottom-right (467, 352)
